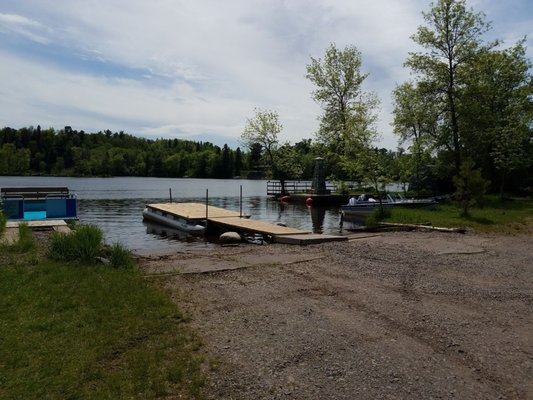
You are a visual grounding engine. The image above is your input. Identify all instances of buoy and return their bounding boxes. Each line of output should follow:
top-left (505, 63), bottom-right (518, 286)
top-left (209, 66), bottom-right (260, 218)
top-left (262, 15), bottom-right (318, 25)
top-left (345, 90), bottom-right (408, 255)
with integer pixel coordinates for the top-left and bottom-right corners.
top-left (280, 195), bottom-right (291, 202)
top-left (306, 197), bottom-right (313, 206)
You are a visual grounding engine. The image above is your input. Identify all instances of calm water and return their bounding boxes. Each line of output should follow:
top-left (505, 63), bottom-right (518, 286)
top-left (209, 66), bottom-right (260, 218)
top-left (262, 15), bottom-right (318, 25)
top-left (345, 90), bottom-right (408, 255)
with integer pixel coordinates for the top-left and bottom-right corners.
top-left (0, 176), bottom-right (354, 252)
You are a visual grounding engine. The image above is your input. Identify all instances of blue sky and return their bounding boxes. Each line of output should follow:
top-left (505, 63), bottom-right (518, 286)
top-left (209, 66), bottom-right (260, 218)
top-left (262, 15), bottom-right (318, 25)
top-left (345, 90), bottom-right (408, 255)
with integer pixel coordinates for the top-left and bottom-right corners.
top-left (0, 0), bottom-right (531, 149)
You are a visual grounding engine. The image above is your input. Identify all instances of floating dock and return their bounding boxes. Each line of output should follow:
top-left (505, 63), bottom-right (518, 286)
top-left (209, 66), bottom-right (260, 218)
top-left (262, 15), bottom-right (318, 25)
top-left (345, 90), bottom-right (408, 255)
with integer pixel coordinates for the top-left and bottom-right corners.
top-left (145, 202), bottom-right (347, 245)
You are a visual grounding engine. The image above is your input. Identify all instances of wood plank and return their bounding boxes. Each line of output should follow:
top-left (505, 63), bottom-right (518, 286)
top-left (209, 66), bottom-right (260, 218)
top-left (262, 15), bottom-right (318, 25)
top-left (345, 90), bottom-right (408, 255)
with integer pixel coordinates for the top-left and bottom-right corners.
top-left (6, 220), bottom-right (68, 228)
top-left (146, 203), bottom-right (248, 220)
top-left (209, 217), bottom-right (309, 236)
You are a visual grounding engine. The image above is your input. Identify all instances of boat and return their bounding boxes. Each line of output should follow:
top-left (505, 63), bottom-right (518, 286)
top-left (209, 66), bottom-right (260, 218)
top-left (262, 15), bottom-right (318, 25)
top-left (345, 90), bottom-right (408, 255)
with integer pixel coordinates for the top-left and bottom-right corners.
top-left (1, 186), bottom-right (77, 221)
top-left (341, 193), bottom-right (438, 218)
top-left (142, 206), bottom-right (205, 234)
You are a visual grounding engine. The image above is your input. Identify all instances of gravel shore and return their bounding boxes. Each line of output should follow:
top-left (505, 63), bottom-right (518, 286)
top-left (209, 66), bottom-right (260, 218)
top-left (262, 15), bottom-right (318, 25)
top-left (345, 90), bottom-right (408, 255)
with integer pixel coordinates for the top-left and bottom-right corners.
top-left (141, 231), bottom-right (533, 399)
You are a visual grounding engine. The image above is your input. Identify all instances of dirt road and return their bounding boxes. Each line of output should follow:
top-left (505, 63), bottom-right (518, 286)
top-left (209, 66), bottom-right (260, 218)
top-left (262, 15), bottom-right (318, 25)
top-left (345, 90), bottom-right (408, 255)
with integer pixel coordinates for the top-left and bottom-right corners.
top-left (141, 232), bottom-right (533, 399)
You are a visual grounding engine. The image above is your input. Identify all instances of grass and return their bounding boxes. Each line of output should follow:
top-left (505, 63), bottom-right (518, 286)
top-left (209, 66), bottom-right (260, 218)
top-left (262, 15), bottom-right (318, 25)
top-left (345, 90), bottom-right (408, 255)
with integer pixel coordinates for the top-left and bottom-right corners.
top-left (49, 224), bottom-right (104, 264)
top-left (0, 211), bottom-right (6, 235)
top-left (107, 242), bottom-right (135, 269)
top-left (384, 195), bottom-right (533, 233)
top-left (0, 231), bottom-right (205, 399)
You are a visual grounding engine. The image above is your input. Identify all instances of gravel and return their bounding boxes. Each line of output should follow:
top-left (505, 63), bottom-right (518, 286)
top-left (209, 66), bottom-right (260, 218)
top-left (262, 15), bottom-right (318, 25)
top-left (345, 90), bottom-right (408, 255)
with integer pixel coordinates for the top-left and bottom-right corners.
top-left (142, 231), bottom-right (533, 399)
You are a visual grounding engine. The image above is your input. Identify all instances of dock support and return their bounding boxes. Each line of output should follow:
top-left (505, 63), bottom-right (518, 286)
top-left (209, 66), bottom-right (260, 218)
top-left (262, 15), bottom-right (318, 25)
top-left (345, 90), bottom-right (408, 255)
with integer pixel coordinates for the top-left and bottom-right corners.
top-left (169, 188), bottom-right (172, 203)
top-left (240, 185), bottom-right (243, 218)
top-left (205, 189), bottom-right (209, 229)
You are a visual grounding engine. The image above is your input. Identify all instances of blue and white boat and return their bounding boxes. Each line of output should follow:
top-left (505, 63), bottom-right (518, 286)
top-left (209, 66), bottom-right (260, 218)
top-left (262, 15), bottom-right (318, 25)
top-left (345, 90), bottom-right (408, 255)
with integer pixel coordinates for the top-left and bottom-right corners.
top-left (341, 193), bottom-right (438, 218)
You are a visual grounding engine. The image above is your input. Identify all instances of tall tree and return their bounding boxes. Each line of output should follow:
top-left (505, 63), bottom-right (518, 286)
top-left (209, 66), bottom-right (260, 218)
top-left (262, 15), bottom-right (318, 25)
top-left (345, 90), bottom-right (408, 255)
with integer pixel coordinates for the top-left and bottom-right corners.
top-left (406, 0), bottom-right (491, 173)
top-left (461, 41), bottom-right (533, 196)
top-left (307, 43), bottom-right (381, 187)
top-left (241, 109), bottom-right (301, 193)
top-left (392, 81), bottom-right (439, 193)
top-left (241, 109), bottom-right (281, 169)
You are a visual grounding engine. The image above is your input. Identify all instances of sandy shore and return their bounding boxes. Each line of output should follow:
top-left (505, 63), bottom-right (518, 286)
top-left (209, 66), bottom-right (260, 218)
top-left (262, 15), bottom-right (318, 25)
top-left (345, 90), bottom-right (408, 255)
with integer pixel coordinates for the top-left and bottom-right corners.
top-left (140, 231), bottom-right (533, 399)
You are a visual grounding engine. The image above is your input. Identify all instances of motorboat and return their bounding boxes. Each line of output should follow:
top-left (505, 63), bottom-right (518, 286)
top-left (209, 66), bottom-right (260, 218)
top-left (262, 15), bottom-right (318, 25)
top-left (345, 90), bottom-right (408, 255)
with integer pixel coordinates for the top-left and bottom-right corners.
top-left (341, 193), bottom-right (438, 218)
top-left (142, 206), bottom-right (205, 234)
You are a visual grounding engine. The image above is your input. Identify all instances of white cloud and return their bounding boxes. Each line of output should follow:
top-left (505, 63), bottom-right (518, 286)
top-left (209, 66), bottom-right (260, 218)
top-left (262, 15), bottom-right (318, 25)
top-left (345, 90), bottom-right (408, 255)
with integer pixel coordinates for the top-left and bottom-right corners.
top-left (0, 12), bottom-right (51, 44)
top-left (0, 0), bottom-right (531, 150)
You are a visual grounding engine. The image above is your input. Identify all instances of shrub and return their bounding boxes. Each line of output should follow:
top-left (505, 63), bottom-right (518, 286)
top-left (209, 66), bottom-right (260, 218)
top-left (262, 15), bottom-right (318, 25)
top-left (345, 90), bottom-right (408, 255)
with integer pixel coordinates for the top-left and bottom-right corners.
top-left (13, 223), bottom-right (35, 253)
top-left (0, 211), bottom-right (6, 235)
top-left (365, 206), bottom-right (391, 227)
top-left (49, 224), bottom-right (103, 264)
top-left (453, 159), bottom-right (489, 217)
top-left (108, 242), bottom-right (134, 269)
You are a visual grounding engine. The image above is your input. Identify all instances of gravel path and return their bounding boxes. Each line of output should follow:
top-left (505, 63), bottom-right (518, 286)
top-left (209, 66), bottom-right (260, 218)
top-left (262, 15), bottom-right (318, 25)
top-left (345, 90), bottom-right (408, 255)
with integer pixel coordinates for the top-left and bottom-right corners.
top-left (142, 231), bottom-right (533, 399)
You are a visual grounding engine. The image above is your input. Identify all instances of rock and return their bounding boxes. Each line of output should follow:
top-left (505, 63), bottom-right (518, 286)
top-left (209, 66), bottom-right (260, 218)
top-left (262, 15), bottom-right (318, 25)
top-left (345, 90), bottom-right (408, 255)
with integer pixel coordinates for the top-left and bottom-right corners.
top-left (219, 231), bottom-right (241, 244)
top-left (96, 256), bottom-right (110, 265)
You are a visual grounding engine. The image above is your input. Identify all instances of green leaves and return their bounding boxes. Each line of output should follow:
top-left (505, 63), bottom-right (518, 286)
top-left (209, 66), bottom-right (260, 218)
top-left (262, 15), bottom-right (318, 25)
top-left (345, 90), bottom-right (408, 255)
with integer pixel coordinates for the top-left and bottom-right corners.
top-left (306, 43), bottom-right (380, 184)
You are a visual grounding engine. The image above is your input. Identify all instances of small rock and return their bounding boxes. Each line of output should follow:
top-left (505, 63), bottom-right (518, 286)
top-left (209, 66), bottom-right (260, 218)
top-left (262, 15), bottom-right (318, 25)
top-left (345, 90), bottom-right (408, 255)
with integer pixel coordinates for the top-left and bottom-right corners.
top-left (96, 256), bottom-right (110, 265)
top-left (219, 231), bottom-right (241, 243)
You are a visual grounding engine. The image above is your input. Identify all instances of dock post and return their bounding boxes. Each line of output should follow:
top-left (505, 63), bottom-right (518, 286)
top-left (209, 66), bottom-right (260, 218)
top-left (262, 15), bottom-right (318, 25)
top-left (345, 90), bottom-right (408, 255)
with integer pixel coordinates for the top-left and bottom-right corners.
top-left (205, 189), bottom-right (208, 229)
top-left (169, 188), bottom-right (172, 203)
top-left (240, 185), bottom-right (243, 218)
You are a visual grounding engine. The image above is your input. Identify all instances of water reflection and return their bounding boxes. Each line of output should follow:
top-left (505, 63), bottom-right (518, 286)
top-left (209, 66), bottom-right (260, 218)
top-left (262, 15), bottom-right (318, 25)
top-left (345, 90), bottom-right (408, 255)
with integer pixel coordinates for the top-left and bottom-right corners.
top-left (310, 207), bottom-right (326, 234)
top-left (77, 196), bottom-right (348, 251)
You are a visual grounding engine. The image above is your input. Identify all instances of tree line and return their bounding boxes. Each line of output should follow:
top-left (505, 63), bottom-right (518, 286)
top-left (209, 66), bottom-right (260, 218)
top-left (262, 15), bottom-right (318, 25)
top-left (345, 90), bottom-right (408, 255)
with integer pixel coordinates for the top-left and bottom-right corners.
top-left (0, 126), bottom-right (247, 178)
top-left (0, 124), bottom-right (408, 182)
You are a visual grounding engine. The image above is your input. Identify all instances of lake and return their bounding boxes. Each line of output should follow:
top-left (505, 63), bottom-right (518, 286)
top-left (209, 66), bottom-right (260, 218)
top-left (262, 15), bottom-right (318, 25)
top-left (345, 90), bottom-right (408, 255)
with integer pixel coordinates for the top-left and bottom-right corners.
top-left (0, 176), bottom-right (355, 252)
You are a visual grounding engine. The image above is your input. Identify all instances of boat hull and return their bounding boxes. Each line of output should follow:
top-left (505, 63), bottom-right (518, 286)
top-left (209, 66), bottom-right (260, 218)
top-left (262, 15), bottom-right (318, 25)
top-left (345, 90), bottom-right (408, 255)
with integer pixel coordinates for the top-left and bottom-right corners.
top-left (142, 208), bottom-right (205, 234)
top-left (341, 200), bottom-right (437, 217)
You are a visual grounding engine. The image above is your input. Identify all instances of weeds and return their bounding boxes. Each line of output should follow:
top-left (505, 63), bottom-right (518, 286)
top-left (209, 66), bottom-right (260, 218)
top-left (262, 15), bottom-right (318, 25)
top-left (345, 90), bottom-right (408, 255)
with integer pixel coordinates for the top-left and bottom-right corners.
top-left (107, 242), bottom-right (135, 269)
top-left (366, 207), bottom-right (392, 227)
top-left (49, 224), bottom-right (103, 264)
top-left (384, 196), bottom-right (533, 233)
top-left (0, 210), bottom-right (6, 235)
top-left (12, 223), bottom-right (35, 253)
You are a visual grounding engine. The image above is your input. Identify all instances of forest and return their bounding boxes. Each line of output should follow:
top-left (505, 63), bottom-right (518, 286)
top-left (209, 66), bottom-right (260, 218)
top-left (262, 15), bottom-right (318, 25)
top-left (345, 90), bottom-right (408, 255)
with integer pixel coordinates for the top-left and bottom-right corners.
top-left (0, 125), bottom-right (402, 182)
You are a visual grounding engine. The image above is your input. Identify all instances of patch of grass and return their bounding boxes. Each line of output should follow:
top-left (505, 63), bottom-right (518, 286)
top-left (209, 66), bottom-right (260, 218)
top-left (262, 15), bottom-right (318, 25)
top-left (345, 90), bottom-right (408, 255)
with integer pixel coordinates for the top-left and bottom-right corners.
top-left (12, 222), bottom-right (35, 253)
top-left (107, 242), bottom-right (135, 269)
top-left (385, 196), bottom-right (533, 233)
top-left (0, 250), bottom-right (205, 399)
top-left (0, 211), bottom-right (6, 235)
top-left (49, 224), bottom-right (104, 264)
top-left (366, 207), bottom-right (392, 227)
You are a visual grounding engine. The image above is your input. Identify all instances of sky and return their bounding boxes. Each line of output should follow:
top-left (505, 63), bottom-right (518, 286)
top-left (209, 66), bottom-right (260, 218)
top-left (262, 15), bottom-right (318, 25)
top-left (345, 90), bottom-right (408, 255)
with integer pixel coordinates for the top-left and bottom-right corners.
top-left (0, 0), bottom-right (532, 150)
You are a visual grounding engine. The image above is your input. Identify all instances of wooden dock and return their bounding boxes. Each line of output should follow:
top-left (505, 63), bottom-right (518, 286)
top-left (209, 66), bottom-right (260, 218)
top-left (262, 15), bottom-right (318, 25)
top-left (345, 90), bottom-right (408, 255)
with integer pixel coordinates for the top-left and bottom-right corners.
top-left (146, 202), bottom-right (347, 244)
top-left (146, 202), bottom-right (250, 220)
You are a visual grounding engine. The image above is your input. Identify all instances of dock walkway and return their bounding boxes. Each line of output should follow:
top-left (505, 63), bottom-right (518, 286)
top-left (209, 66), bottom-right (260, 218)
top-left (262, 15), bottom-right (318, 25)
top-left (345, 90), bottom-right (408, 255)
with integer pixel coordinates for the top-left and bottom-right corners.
top-left (146, 202), bottom-right (347, 244)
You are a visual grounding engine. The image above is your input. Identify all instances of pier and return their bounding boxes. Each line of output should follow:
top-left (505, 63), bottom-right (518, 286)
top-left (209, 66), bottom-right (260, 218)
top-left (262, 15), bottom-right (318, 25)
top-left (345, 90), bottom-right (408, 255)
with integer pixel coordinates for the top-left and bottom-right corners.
top-left (145, 202), bottom-right (347, 245)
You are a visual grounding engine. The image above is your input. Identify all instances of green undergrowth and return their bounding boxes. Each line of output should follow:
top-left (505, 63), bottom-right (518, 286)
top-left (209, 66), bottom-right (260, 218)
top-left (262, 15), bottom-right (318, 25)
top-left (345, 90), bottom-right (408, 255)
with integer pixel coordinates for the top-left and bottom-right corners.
top-left (0, 211), bottom-right (6, 235)
top-left (49, 224), bottom-right (134, 268)
top-left (383, 196), bottom-right (533, 233)
top-left (0, 228), bottom-right (205, 399)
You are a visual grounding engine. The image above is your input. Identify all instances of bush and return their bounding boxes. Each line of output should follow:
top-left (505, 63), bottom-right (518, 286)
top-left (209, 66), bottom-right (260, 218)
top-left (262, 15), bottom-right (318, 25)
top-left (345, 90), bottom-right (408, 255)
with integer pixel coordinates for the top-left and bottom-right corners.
top-left (13, 223), bottom-right (35, 253)
top-left (365, 206), bottom-right (391, 227)
top-left (49, 224), bottom-right (103, 264)
top-left (0, 211), bottom-right (6, 235)
top-left (108, 242), bottom-right (134, 269)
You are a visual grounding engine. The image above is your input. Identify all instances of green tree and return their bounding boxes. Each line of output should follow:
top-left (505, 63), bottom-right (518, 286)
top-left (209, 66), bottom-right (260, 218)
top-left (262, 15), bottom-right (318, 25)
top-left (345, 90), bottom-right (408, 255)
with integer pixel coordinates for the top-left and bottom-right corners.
top-left (306, 44), bottom-right (379, 162)
top-left (406, 0), bottom-right (491, 173)
top-left (241, 109), bottom-right (301, 193)
top-left (461, 41), bottom-right (533, 197)
top-left (453, 158), bottom-right (488, 217)
top-left (392, 82), bottom-right (438, 193)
